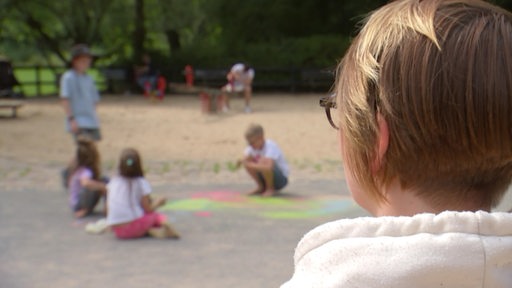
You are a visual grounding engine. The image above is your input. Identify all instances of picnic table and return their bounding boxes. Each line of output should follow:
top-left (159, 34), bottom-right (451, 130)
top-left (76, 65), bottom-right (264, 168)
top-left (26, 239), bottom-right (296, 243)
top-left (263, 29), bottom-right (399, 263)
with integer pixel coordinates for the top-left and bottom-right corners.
top-left (169, 82), bottom-right (223, 113)
top-left (0, 100), bottom-right (23, 118)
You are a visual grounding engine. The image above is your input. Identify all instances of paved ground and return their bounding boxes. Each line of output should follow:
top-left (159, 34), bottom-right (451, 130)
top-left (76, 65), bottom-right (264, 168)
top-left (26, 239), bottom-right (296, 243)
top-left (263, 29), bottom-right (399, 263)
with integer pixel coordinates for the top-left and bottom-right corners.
top-left (2, 158), bottom-right (511, 288)
top-left (0, 160), bottom-right (368, 288)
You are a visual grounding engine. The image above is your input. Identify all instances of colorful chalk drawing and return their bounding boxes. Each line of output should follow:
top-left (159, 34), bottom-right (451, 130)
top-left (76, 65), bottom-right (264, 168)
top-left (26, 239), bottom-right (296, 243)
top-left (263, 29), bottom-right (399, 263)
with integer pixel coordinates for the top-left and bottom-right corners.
top-left (160, 190), bottom-right (359, 219)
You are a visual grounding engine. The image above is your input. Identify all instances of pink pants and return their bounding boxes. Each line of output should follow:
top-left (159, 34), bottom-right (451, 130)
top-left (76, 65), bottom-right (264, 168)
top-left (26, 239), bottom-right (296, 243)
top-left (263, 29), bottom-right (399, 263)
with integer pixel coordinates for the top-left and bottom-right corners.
top-left (112, 212), bottom-right (167, 239)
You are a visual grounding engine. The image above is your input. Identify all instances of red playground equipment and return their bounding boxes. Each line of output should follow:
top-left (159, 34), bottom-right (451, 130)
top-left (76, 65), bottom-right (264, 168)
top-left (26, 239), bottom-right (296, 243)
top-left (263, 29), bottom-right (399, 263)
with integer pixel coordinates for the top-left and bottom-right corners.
top-left (184, 65), bottom-right (194, 87)
top-left (143, 75), bottom-right (167, 101)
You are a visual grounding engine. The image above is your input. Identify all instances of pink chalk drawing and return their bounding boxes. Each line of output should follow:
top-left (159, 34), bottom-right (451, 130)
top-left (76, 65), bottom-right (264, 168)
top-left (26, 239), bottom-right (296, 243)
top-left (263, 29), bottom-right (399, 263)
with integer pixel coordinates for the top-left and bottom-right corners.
top-left (194, 211), bottom-right (212, 217)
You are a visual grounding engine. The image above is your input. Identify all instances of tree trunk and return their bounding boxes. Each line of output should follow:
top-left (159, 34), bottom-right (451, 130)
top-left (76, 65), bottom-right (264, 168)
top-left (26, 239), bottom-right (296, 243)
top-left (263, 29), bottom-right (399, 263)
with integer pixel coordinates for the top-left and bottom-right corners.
top-left (165, 29), bottom-right (181, 52)
top-left (133, 0), bottom-right (146, 63)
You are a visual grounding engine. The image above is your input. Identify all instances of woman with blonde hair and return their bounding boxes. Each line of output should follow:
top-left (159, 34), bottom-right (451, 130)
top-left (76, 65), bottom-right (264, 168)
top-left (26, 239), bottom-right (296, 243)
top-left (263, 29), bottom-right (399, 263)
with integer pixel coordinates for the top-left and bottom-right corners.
top-left (283, 0), bottom-right (512, 287)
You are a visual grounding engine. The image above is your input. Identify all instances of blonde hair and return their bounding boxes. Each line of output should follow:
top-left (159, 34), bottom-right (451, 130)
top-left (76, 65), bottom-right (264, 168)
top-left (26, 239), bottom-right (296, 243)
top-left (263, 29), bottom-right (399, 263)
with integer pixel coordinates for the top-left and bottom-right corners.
top-left (337, 0), bottom-right (512, 208)
top-left (245, 123), bottom-right (264, 140)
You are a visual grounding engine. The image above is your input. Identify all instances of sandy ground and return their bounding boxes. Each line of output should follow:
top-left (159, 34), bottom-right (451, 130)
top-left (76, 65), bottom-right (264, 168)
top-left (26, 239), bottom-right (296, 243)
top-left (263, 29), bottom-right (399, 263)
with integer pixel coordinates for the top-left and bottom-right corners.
top-left (0, 93), bottom-right (342, 190)
top-left (1, 92), bottom-right (510, 205)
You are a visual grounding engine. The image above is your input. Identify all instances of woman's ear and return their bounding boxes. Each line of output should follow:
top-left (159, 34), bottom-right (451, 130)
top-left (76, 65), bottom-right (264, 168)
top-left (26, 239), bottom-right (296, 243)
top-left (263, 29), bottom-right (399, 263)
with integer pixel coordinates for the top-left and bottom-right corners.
top-left (371, 113), bottom-right (389, 173)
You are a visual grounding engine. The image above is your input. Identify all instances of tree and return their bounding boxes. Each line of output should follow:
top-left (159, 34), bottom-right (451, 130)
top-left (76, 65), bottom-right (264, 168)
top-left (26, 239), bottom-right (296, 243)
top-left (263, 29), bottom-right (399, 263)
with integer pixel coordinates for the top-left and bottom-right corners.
top-left (133, 0), bottom-right (145, 64)
top-left (0, 0), bottom-right (447, 69)
top-left (0, 0), bottom-right (119, 66)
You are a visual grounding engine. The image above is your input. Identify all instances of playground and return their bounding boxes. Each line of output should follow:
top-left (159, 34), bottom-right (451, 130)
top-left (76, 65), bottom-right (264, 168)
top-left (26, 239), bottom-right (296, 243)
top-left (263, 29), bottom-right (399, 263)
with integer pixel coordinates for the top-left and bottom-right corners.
top-left (2, 93), bottom-right (511, 287)
top-left (0, 93), bottom-right (367, 287)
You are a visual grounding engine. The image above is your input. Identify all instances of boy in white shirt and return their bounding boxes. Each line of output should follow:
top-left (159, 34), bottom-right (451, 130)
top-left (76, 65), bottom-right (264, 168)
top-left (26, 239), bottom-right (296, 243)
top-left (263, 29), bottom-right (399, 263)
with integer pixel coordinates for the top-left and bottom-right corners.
top-left (238, 124), bottom-right (289, 197)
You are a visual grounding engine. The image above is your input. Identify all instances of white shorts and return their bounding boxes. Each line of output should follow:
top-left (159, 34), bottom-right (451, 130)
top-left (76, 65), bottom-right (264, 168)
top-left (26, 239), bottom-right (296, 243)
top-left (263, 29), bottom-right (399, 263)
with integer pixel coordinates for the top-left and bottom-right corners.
top-left (225, 82), bottom-right (245, 93)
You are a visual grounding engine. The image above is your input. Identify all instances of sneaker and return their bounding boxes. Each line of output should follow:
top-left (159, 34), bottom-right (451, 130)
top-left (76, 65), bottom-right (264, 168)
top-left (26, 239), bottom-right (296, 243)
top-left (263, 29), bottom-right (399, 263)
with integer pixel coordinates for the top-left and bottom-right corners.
top-left (148, 223), bottom-right (180, 239)
top-left (85, 218), bottom-right (109, 234)
top-left (244, 106), bottom-right (252, 113)
top-left (148, 227), bottom-right (168, 239)
top-left (162, 222), bottom-right (180, 239)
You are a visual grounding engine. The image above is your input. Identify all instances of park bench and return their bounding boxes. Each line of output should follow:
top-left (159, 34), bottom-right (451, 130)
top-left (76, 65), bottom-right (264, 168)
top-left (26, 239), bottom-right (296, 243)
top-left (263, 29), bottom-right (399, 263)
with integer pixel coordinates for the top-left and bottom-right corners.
top-left (0, 100), bottom-right (23, 118)
top-left (194, 69), bottom-right (228, 88)
top-left (300, 69), bottom-right (334, 91)
top-left (169, 82), bottom-right (223, 113)
top-left (100, 68), bottom-right (129, 94)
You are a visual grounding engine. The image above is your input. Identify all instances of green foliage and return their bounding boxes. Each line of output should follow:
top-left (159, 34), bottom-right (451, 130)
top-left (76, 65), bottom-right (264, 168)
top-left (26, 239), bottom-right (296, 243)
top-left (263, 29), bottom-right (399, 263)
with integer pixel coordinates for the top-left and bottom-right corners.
top-left (0, 0), bottom-right (118, 65)
top-left (0, 0), bottom-right (409, 70)
top-left (242, 35), bottom-right (350, 67)
top-left (13, 67), bottom-right (107, 97)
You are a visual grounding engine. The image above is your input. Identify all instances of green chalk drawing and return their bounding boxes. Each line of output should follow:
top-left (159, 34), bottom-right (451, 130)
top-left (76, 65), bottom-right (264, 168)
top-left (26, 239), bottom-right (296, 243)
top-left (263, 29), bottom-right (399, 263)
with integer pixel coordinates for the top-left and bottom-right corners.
top-left (248, 197), bottom-right (305, 207)
top-left (160, 191), bottom-right (356, 220)
top-left (162, 198), bottom-right (222, 211)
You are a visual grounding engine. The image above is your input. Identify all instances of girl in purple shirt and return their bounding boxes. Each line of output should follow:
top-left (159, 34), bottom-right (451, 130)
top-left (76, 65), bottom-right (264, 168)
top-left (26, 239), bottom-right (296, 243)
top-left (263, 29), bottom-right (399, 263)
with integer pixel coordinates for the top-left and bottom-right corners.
top-left (67, 137), bottom-right (107, 218)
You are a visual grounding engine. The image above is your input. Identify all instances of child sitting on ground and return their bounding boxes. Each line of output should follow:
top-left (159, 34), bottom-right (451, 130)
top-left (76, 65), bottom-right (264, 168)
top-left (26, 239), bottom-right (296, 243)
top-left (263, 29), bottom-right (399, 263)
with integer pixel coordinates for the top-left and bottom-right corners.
top-left (238, 123), bottom-right (289, 197)
top-left (67, 137), bottom-right (107, 218)
top-left (106, 148), bottom-right (179, 239)
top-left (282, 0), bottom-right (512, 287)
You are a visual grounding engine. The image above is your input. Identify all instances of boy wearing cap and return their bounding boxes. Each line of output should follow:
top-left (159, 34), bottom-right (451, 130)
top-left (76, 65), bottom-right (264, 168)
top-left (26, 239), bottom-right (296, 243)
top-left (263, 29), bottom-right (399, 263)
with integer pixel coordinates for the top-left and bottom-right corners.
top-left (60, 44), bottom-right (101, 142)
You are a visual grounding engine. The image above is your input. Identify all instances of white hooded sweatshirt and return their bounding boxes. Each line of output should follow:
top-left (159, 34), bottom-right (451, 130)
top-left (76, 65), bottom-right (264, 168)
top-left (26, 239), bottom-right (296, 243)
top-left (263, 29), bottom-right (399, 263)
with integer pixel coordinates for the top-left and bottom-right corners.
top-left (282, 211), bottom-right (512, 288)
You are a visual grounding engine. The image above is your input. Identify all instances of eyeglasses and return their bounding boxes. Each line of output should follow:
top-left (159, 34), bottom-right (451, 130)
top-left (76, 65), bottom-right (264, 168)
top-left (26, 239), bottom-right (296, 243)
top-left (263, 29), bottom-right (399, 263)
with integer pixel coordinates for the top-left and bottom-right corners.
top-left (319, 94), bottom-right (338, 130)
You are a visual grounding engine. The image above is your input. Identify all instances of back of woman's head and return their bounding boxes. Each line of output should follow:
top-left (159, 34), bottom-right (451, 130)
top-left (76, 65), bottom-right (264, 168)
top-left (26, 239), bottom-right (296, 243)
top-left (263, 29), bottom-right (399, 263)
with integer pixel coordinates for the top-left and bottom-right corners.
top-left (119, 148), bottom-right (144, 178)
top-left (337, 0), bottom-right (512, 209)
top-left (76, 136), bottom-right (100, 179)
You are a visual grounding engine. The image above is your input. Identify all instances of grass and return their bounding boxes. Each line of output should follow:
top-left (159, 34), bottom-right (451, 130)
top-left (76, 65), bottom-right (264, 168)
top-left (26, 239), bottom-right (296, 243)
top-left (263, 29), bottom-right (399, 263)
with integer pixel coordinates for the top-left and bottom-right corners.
top-left (162, 162), bottom-right (171, 173)
top-left (13, 66), bottom-right (108, 97)
top-left (19, 167), bottom-right (32, 177)
top-left (213, 162), bottom-right (221, 174)
top-left (226, 161), bottom-right (238, 172)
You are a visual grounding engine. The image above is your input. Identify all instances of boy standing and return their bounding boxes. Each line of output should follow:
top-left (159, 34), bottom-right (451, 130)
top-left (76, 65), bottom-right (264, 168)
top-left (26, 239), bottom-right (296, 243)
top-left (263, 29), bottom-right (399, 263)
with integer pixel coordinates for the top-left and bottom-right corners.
top-left (60, 44), bottom-right (101, 142)
top-left (60, 44), bottom-right (102, 188)
top-left (239, 124), bottom-right (289, 197)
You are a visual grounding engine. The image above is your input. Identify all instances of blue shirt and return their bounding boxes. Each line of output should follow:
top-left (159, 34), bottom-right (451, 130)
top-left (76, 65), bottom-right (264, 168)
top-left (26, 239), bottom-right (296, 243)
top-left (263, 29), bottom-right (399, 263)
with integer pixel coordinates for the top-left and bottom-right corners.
top-left (60, 70), bottom-right (100, 130)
